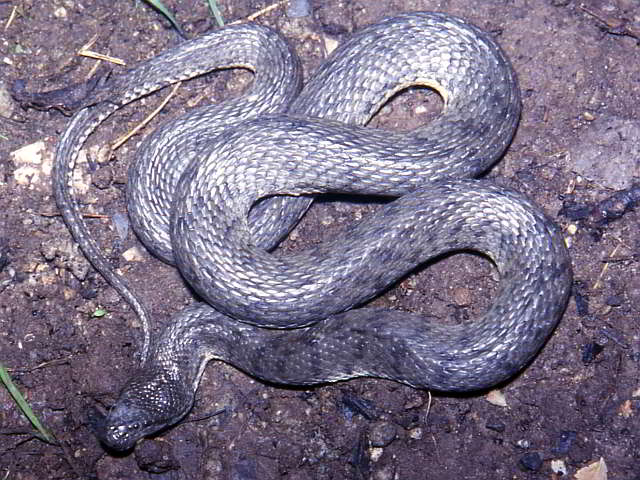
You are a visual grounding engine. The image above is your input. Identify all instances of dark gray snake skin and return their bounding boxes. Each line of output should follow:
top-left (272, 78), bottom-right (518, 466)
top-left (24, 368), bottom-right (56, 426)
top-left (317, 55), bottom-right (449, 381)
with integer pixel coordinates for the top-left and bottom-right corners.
top-left (52, 12), bottom-right (572, 451)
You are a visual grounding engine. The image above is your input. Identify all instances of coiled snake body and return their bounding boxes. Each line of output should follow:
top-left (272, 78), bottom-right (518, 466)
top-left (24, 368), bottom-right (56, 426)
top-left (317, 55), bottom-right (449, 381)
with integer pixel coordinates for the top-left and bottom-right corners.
top-left (53, 12), bottom-right (572, 451)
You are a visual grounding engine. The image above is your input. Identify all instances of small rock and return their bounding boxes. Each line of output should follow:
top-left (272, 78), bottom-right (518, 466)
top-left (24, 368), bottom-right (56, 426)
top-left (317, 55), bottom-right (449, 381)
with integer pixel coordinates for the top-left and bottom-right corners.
top-left (53, 6), bottom-right (68, 18)
top-left (485, 417), bottom-right (506, 433)
top-left (372, 464), bottom-right (396, 480)
top-left (559, 200), bottom-right (592, 221)
top-left (605, 295), bottom-right (622, 307)
top-left (321, 215), bottom-right (334, 226)
top-left (286, 0), bottom-right (312, 18)
top-left (552, 430), bottom-right (577, 455)
top-left (91, 165), bottom-right (113, 190)
top-left (403, 392), bottom-right (424, 410)
top-left (0, 81), bottom-right (14, 117)
top-left (568, 438), bottom-right (595, 464)
top-left (452, 286), bottom-right (472, 306)
top-left (594, 183), bottom-right (640, 226)
top-left (40, 237), bottom-right (90, 281)
top-left (11, 141), bottom-right (49, 189)
top-left (323, 36), bottom-right (339, 55)
top-left (134, 439), bottom-right (179, 474)
top-left (0, 240), bottom-right (9, 273)
top-left (569, 115), bottom-right (640, 190)
top-left (485, 389), bottom-right (508, 407)
top-left (551, 459), bottom-right (568, 475)
top-left (581, 342), bottom-right (604, 365)
top-left (122, 246), bottom-right (145, 262)
top-left (112, 213), bottom-right (130, 242)
top-left (519, 452), bottom-right (543, 472)
top-left (573, 283), bottom-right (590, 317)
top-left (202, 452), bottom-right (223, 477)
top-left (618, 399), bottom-right (632, 418)
top-left (369, 422), bottom-right (397, 447)
top-left (574, 457), bottom-right (607, 480)
top-left (11, 140), bottom-right (90, 193)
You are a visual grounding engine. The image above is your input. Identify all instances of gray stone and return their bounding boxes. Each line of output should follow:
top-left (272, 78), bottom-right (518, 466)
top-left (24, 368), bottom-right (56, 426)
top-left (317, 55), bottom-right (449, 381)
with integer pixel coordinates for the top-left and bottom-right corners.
top-left (570, 115), bottom-right (640, 190)
top-left (0, 81), bottom-right (14, 118)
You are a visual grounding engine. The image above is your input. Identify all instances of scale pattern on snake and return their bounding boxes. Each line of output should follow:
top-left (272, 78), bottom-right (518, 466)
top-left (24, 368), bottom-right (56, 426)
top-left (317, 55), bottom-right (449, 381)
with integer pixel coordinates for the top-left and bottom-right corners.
top-left (52, 12), bottom-right (572, 451)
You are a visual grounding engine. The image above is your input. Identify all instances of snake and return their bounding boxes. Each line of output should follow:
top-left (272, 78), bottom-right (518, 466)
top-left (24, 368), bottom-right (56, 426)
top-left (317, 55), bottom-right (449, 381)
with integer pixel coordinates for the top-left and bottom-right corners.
top-left (51, 12), bottom-right (572, 451)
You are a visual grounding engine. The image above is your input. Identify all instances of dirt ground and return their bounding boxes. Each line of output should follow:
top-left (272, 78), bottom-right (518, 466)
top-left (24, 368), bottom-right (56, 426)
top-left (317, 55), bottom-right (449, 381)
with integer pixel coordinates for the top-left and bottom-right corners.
top-left (1, 0), bottom-right (639, 478)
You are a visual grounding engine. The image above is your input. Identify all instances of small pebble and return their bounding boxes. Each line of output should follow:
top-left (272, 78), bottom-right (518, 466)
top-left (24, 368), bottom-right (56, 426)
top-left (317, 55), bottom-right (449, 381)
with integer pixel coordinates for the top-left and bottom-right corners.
top-left (403, 393), bottom-right (424, 410)
top-left (605, 295), bottom-right (623, 307)
top-left (552, 430), bottom-right (577, 455)
top-left (485, 389), bottom-right (508, 407)
top-left (550, 459), bottom-right (568, 475)
top-left (369, 422), bottom-right (397, 447)
top-left (0, 243), bottom-right (9, 273)
top-left (485, 417), bottom-right (506, 433)
top-left (519, 452), bottom-right (543, 472)
top-left (323, 36), bottom-right (339, 54)
top-left (286, 0), bottom-right (312, 18)
top-left (112, 212), bottom-right (130, 242)
top-left (452, 286), bottom-right (472, 306)
top-left (372, 464), bottom-right (396, 480)
top-left (581, 342), bottom-right (604, 364)
top-left (53, 6), bottom-right (68, 19)
top-left (0, 81), bottom-right (14, 117)
top-left (559, 200), bottom-right (592, 221)
top-left (574, 289), bottom-right (589, 317)
top-left (134, 439), bottom-right (179, 473)
top-left (122, 246), bottom-right (145, 262)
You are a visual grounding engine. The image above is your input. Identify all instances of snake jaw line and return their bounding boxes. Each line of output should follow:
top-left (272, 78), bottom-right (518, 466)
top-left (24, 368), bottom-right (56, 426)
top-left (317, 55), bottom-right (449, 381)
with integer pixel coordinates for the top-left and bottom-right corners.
top-left (98, 368), bottom-right (196, 450)
top-left (99, 407), bottom-right (150, 451)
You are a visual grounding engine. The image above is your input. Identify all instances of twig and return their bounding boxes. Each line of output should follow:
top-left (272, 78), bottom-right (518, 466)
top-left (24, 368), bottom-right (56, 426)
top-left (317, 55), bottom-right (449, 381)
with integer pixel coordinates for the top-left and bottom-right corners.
top-left (78, 34), bottom-right (126, 66)
top-left (111, 82), bottom-right (182, 150)
top-left (593, 240), bottom-right (622, 289)
top-left (4, 5), bottom-right (17, 31)
top-left (230, 1), bottom-right (288, 25)
top-left (580, 4), bottom-right (640, 40)
top-left (78, 50), bottom-right (126, 66)
top-left (7, 356), bottom-right (73, 375)
top-left (39, 211), bottom-right (109, 219)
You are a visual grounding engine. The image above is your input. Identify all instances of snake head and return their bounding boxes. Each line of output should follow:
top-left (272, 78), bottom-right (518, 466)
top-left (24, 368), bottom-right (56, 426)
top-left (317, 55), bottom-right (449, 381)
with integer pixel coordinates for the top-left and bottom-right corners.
top-left (94, 368), bottom-right (194, 451)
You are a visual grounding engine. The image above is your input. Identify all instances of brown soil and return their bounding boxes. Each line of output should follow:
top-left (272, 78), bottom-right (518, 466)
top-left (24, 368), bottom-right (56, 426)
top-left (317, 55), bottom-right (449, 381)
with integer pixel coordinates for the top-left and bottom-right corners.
top-left (1, 0), bottom-right (639, 479)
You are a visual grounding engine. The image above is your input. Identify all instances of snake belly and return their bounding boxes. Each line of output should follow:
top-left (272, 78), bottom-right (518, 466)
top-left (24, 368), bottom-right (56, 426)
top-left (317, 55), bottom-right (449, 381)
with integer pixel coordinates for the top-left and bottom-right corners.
top-left (51, 12), bottom-right (572, 451)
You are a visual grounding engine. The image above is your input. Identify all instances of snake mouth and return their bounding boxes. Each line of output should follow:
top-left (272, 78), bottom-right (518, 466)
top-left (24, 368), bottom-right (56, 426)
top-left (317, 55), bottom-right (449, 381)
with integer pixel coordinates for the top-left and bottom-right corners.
top-left (101, 424), bottom-right (143, 451)
top-left (94, 402), bottom-right (162, 451)
top-left (92, 367), bottom-right (197, 451)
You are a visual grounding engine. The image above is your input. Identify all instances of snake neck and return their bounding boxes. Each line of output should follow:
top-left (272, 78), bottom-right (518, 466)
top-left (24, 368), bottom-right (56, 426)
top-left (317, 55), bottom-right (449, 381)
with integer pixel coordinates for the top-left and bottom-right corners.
top-left (96, 303), bottom-right (237, 450)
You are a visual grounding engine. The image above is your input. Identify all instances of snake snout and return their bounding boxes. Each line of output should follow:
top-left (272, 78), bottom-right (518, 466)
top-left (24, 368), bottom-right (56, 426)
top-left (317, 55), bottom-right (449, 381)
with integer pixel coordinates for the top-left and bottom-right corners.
top-left (97, 402), bottom-right (158, 451)
top-left (95, 368), bottom-right (196, 451)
